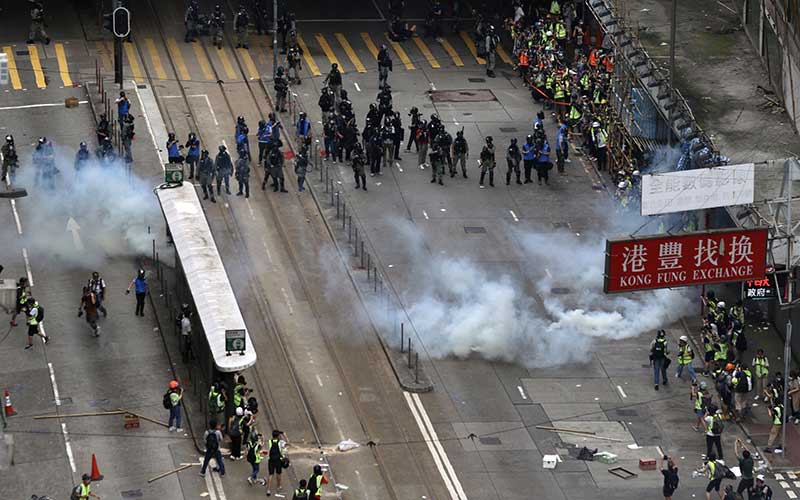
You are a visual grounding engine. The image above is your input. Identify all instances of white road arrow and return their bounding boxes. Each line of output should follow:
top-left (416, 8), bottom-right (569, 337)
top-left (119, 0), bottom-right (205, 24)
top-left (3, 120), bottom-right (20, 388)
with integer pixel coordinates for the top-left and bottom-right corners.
top-left (66, 217), bottom-right (84, 252)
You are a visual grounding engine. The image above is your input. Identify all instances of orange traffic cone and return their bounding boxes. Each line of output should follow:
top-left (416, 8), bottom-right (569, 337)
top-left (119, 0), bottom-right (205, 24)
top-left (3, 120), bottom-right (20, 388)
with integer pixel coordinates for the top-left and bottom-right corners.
top-left (90, 453), bottom-right (104, 481)
top-left (4, 390), bottom-right (16, 416)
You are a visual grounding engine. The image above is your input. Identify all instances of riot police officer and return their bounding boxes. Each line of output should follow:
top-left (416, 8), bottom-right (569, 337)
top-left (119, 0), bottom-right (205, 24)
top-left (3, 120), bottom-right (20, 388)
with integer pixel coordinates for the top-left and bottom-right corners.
top-left (34, 137), bottom-right (57, 189)
top-left (429, 144), bottom-right (445, 185)
top-left (1, 135), bottom-right (18, 184)
top-left (274, 67), bottom-right (289, 112)
top-left (185, 133), bottom-right (200, 179)
top-left (484, 25), bottom-right (500, 78)
top-left (235, 150), bottom-right (251, 197)
top-left (214, 144), bottom-right (233, 195)
top-left (436, 128), bottom-right (453, 177)
top-left (74, 142), bottom-right (91, 177)
top-left (27, 2), bottom-right (50, 45)
top-left (323, 63), bottom-right (343, 106)
top-left (479, 136), bottom-right (496, 187)
top-left (506, 138), bottom-right (522, 185)
top-left (234, 4), bottom-right (250, 49)
top-left (212, 5), bottom-right (225, 49)
top-left (197, 150), bottom-right (216, 202)
top-left (352, 142), bottom-right (367, 191)
top-left (184, 0), bottom-right (200, 43)
top-left (121, 115), bottom-right (135, 164)
top-left (286, 42), bottom-right (303, 84)
top-left (377, 44), bottom-right (393, 89)
top-left (268, 141), bottom-right (288, 193)
top-left (452, 130), bottom-right (469, 178)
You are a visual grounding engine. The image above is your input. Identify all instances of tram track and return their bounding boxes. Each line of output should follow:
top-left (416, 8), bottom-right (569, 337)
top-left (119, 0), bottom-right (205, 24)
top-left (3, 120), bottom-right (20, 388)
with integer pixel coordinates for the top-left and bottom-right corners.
top-left (129, 2), bottom-right (438, 499)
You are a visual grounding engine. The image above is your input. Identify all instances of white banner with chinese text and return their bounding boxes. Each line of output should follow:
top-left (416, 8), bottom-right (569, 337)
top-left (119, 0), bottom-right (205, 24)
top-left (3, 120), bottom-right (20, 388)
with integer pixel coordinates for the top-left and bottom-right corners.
top-left (640, 164), bottom-right (755, 216)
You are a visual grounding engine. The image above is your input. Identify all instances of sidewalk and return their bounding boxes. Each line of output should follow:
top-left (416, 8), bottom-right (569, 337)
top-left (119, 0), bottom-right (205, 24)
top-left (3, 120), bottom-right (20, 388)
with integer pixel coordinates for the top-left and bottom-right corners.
top-left (681, 298), bottom-right (800, 470)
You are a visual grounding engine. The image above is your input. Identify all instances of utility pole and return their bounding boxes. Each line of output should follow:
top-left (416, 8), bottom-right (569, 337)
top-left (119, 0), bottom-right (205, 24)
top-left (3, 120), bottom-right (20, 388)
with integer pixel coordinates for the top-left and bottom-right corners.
top-left (668, 0), bottom-right (677, 146)
top-left (272, 0), bottom-right (278, 79)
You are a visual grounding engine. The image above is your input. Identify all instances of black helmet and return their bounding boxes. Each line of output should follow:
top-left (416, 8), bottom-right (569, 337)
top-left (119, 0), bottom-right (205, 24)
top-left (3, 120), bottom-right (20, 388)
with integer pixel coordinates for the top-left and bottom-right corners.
top-left (485, 136), bottom-right (493, 143)
top-left (510, 138), bottom-right (517, 144)
top-left (299, 112), bottom-right (307, 119)
top-left (237, 116), bottom-right (245, 124)
top-left (258, 119), bottom-right (266, 128)
top-left (456, 130), bottom-right (463, 137)
top-left (331, 63), bottom-right (338, 70)
top-left (119, 91), bottom-right (126, 98)
top-left (4, 135), bottom-right (12, 143)
top-left (168, 132), bottom-right (176, 140)
top-left (99, 113), bottom-right (106, 120)
top-left (188, 132), bottom-right (196, 140)
top-left (201, 149), bottom-right (209, 157)
top-left (526, 134), bottom-right (533, 142)
top-left (313, 465), bottom-right (323, 474)
top-left (218, 144), bottom-right (226, 152)
top-left (369, 103), bottom-right (377, 111)
top-left (79, 141), bottom-right (87, 149)
top-left (276, 66), bottom-right (284, 75)
top-left (82, 474), bottom-right (91, 481)
top-left (268, 111), bottom-right (276, 121)
top-left (38, 137), bottom-right (46, 144)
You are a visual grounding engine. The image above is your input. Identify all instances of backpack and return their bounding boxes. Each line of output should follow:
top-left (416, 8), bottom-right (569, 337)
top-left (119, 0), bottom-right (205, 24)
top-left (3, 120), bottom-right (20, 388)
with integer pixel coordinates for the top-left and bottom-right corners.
top-left (162, 391), bottom-right (172, 409)
top-left (651, 340), bottom-right (666, 359)
top-left (247, 443), bottom-right (257, 463)
top-left (715, 463), bottom-right (736, 480)
top-left (70, 485), bottom-right (82, 500)
top-left (205, 431), bottom-right (219, 452)
top-left (229, 416), bottom-right (241, 437)
top-left (668, 472), bottom-right (679, 490)
top-left (36, 305), bottom-right (44, 322)
top-left (711, 418), bottom-right (724, 435)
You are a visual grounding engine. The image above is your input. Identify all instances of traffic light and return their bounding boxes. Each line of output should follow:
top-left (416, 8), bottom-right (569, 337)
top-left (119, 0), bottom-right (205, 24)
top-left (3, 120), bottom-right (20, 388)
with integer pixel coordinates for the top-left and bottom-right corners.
top-left (103, 13), bottom-right (113, 33)
top-left (113, 7), bottom-right (130, 38)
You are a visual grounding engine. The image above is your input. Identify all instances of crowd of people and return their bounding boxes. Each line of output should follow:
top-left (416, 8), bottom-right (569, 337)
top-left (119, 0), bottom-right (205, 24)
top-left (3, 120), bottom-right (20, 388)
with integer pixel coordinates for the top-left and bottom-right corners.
top-left (646, 289), bottom-right (789, 500)
top-left (163, 376), bottom-right (327, 498)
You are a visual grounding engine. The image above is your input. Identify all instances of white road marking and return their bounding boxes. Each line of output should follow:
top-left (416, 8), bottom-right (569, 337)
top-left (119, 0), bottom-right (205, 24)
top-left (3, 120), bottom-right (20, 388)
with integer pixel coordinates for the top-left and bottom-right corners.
top-left (422, 210), bottom-right (429, 220)
top-left (429, 82), bottom-right (436, 91)
top-left (781, 481), bottom-right (791, 489)
top-left (316, 374), bottom-right (324, 387)
top-left (410, 393), bottom-right (468, 500)
top-left (440, 208), bottom-right (446, 212)
top-left (509, 210), bottom-right (519, 222)
top-left (280, 287), bottom-right (294, 315)
top-left (368, 0), bottom-right (386, 19)
top-left (9, 199), bottom-right (22, 234)
top-left (777, 474), bottom-right (786, 480)
top-left (794, 481), bottom-right (800, 488)
top-left (396, 162), bottom-right (403, 172)
top-left (62, 423), bottom-right (76, 473)
top-left (261, 237), bottom-right (274, 264)
top-left (404, 393), bottom-right (459, 500)
top-left (517, 385), bottom-right (527, 400)
top-left (354, 82), bottom-right (361, 92)
top-left (0, 101), bottom-right (88, 111)
top-left (204, 470), bottom-right (219, 500)
top-left (545, 268), bottom-right (552, 279)
top-left (787, 491), bottom-right (797, 499)
top-left (245, 198), bottom-right (256, 220)
top-left (47, 362), bottom-right (76, 472)
top-left (790, 472), bottom-right (798, 479)
top-left (201, 94), bottom-right (219, 127)
top-left (22, 248), bottom-right (33, 286)
top-left (48, 362), bottom-right (61, 406)
top-left (616, 385), bottom-right (628, 398)
top-left (211, 469), bottom-right (228, 500)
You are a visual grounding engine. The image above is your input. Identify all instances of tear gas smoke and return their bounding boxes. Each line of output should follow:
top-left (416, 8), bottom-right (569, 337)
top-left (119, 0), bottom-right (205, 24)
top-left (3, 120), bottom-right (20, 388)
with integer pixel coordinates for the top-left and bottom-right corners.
top-left (384, 220), bottom-right (692, 368)
top-left (9, 144), bottom-right (159, 268)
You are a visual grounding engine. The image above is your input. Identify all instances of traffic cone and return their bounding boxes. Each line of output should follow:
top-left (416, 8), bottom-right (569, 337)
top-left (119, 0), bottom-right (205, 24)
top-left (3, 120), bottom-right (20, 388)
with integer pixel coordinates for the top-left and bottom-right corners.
top-left (90, 453), bottom-right (104, 481)
top-left (4, 390), bottom-right (16, 416)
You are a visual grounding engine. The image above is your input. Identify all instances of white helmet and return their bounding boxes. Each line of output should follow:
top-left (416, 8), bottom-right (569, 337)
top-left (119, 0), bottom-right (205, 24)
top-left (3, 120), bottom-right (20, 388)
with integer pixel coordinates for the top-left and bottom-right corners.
top-left (592, 121), bottom-right (601, 128)
top-left (679, 335), bottom-right (688, 342)
top-left (617, 181), bottom-right (627, 189)
top-left (717, 301), bottom-right (726, 308)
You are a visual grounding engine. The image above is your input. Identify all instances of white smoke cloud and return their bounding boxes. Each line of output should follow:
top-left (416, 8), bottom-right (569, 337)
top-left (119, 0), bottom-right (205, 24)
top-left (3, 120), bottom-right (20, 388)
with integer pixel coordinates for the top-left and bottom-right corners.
top-left (385, 221), bottom-right (692, 368)
top-left (9, 144), bottom-right (159, 268)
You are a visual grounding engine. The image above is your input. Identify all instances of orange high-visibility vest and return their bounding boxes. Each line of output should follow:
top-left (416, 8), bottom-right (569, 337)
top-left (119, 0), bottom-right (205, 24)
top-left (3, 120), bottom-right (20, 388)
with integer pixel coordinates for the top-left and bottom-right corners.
top-left (519, 52), bottom-right (529, 67)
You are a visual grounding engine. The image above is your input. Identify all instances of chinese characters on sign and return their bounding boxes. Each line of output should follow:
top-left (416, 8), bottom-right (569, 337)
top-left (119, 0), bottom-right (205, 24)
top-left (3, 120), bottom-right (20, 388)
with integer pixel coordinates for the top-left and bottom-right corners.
top-left (605, 228), bottom-right (768, 293)
top-left (744, 277), bottom-right (776, 300)
top-left (640, 164), bottom-right (755, 216)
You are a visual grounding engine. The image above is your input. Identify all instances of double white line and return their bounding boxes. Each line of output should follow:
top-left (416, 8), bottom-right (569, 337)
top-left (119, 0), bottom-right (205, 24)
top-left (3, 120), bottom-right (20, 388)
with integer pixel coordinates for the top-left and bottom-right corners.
top-left (403, 392), bottom-right (468, 500)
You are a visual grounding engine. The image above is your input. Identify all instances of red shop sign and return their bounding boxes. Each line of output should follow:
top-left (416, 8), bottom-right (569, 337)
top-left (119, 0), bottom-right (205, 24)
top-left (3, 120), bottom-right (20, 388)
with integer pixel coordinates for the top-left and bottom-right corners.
top-left (604, 228), bottom-right (769, 293)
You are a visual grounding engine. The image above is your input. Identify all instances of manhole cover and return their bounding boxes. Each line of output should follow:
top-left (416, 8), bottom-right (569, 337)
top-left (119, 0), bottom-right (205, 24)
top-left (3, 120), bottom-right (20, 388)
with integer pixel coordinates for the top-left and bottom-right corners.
top-left (121, 489), bottom-right (143, 498)
top-left (464, 226), bottom-right (487, 234)
top-left (468, 77), bottom-right (486, 83)
top-left (55, 397), bottom-right (73, 405)
top-left (429, 89), bottom-right (497, 103)
top-left (463, 112), bottom-right (473, 116)
top-left (499, 127), bottom-right (518, 133)
top-left (616, 409), bottom-right (638, 416)
top-left (479, 436), bottom-right (501, 445)
top-left (550, 287), bottom-right (571, 295)
top-left (16, 50), bottom-right (29, 56)
top-left (552, 222), bottom-right (570, 228)
top-left (137, 84), bottom-right (147, 89)
top-left (89, 399), bottom-right (110, 407)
